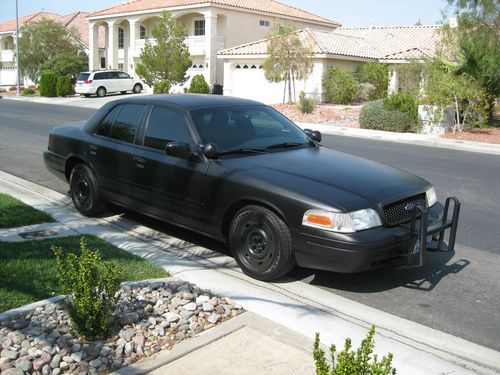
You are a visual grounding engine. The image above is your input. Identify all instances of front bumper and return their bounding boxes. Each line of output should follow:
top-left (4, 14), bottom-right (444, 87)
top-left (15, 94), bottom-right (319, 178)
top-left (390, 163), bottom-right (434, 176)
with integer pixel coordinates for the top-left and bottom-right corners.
top-left (292, 198), bottom-right (460, 273)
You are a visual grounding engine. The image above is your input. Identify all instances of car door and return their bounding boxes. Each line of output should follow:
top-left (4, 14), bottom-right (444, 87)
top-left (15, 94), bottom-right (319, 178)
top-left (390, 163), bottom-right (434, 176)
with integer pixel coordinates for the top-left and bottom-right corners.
top-left (132, 105), bottom-right (209, 227)
top-left (118, 71), bottom-right (133, 92)
top-left (86, 103), bottom-right (147, 207)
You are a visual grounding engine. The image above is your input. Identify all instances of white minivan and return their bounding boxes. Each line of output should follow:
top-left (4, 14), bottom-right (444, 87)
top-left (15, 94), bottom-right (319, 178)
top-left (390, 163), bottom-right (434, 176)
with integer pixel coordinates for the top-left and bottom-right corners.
top-left (75, 70), bottom-right (143, 97)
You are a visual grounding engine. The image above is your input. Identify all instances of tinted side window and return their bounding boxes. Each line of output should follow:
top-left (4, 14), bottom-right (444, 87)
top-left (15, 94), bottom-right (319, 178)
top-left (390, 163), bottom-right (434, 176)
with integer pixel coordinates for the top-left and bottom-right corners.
top-left (118, 72), bottom-right (130, 79)
top-left (111, 72), bottom-right (120, 79)
top-left (144, 106), bottom-right (191, 150)
top-left (109, 104), bottom-right (146, 143)
top-left (95, 105), bottom-right (121, 137)
top-left (94, 72), bottom-right (104, 80)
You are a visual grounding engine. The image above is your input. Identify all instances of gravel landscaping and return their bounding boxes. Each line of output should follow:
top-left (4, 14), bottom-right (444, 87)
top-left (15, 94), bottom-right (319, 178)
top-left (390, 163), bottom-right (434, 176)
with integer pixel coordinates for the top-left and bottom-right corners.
top-left (0, 279), bottom-right (244, 374)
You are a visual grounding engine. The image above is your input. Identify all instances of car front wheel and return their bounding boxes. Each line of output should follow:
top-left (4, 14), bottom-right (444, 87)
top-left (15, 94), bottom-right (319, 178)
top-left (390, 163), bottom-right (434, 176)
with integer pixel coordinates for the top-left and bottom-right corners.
top-left (229, 205), bottom-right (295, 281)
top-left (96, 86), bottom-right (107, 97)
top-left (69, 164), bottom-right (107, 216)
top-left (133, 83), bottom-right (142, 94)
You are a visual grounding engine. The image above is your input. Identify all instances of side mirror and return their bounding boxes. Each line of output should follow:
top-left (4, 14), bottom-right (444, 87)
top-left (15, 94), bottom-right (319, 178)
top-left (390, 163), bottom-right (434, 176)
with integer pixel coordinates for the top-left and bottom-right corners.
top-left (166, 142), bottom-right (193, 159)
top-left (202, 143), bottom-right (219, 159)
top-left (304, 129), bottom-right (322, 143)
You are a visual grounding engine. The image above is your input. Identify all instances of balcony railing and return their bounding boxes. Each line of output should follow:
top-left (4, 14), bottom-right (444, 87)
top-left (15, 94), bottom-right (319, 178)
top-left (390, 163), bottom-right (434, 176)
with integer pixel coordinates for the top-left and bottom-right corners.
top-left (132, 36), bottom-right (226, 57)
top-left (1, 50), bottom-right (15, 62)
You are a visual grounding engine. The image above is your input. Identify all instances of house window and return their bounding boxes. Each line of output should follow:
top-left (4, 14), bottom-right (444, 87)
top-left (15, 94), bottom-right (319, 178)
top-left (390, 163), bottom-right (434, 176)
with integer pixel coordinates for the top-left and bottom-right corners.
top-left (140, 26), bottom-right (146, 39)
top-left (260, 20), bottom-right (270, 27)
top-left (118, 27), bottom-right (124, 49)
top-left (100, 57), bottom-right (106, 69)
top-left (118, 63), bottom-right (124, 70)
top-left (4, 40), bottom-right (9, 50)
top-left (194, 20), bottom-right (205, 36)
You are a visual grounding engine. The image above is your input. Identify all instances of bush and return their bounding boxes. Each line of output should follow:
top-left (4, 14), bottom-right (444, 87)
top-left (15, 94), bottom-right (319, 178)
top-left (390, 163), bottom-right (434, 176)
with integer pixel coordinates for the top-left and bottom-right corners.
top-left (356, 82), bottom-right (376, 103)
top-left (189, 74), bottom-right (210, 94)
top-left (53, 237), bottom-right (122, 339)
top-left (323, 66), bottom-right (358, 104)
top-left (22, 88), bottom-right (35, 96)
top-left (384, 93), bottom-right (418, 122)
top-left (39, 71), bottom-right (57, 97)
top-left (56, 76), bottom-right (74, 97)
top-left (355, 62), bottom-right (389, 100)
top-left (360, 99), bottom-right (419, 133)
top-left (298, 91), bottom-right (316, 113)
top-left (313, 326), bottom-right (396, 375)
top-left (153, 79), bottom-right (171, 94)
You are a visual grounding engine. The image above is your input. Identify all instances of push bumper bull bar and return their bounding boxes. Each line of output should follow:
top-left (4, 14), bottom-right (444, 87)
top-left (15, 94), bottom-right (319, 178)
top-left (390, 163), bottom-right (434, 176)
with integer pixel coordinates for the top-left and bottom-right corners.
top-left (404, 197), bottom-right (461, 267)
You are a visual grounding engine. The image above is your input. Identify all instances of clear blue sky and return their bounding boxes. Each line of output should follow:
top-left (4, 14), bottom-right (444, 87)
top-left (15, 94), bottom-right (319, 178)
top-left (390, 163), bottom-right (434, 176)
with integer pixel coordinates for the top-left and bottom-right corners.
top-left (0, 0), bottom-right (451, 26)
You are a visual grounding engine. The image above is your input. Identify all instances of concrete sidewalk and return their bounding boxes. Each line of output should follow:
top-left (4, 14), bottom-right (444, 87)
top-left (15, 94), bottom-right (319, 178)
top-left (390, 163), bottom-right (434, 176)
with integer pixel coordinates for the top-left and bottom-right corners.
top-left (1, 170), bottom-right (500, 375)
top-left (3, 94), bottom-right (499, 156)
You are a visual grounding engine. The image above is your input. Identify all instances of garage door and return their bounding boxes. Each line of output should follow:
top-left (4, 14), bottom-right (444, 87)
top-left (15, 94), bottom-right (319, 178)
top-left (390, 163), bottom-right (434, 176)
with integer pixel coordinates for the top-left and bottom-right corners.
top-left (231, 64), bottom-right (284, 104)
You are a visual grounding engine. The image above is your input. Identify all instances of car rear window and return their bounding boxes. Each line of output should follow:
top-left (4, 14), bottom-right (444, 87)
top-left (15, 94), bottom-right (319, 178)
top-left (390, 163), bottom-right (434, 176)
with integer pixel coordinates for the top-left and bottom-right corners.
top-left (77, 73), bottom-right (90, 81)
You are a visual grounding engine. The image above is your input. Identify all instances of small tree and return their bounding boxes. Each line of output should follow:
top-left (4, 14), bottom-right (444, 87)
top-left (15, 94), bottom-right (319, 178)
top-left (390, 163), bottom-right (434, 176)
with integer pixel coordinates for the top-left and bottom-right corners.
top-left (189, 74), bottom-right (210, 94)
top-left (396, 60), bottom-right (425, 100)
top-left (19, 18), bottom-right (87, 82)
top-left (39, 71), bottom-right (57, 97)
top-left (323, 66), bottom-right (359, 104)
top-left (355, 62), bottom-right (389, 100)
top-left (263, 27), bottom-right (313, 103)
top-left (136, 11), bottom-right (192, 88)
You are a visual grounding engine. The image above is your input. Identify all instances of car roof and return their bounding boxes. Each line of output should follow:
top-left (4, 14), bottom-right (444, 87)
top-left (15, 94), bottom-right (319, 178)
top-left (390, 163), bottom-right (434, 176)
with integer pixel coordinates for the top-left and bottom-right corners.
top-left (112, 94), bottom-right (265, 111)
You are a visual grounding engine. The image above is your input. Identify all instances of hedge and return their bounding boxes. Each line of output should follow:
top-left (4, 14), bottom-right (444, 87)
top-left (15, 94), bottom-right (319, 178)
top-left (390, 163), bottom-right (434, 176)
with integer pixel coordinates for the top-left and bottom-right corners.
top-left (56, 76), bottom-right (74, 97)
top-left (323, 66), bottom-right (358, 104)
top-left (39, 71), bottom-right (57, 97)
top-left (359, 99), bottom-right (419, 133)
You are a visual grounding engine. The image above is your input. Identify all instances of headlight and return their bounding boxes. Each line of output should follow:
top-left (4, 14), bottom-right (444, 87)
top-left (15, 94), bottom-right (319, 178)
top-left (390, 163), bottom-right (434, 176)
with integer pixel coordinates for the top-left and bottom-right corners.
top-left (425, 187), bottom-right (437, 207)
top-left (302, 209), bottom-right (382, 233)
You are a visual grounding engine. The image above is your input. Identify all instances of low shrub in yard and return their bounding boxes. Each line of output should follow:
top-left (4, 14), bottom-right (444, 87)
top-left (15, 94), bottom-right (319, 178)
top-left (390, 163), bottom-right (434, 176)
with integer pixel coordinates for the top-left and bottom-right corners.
top-left (56, 75), bottom-right (74, 96)
top-left (53, 237), bottom-right (123, 339)
top-left (153, 79), bottom-right (171, 94)
top-left (356, 82), bottom-right (376, 103)
top-left (298, 91), bottom-right (316, 113)
top-left (313, 326), bottom-right (396, 375)
top-left (189, 74), bottom-right (210, 94)
top-left (359, 99), bottom-right (419, 133)
top-left (383, 93), bottom-right (418, 122)
top-left (39, 71), bottom-right (57, 97)
top-left (323, 66), bottom-right (359, 104)
top-left (355, 62), bottom-right (389, 100)
top-left (22, 87), bottom-right (35, 96)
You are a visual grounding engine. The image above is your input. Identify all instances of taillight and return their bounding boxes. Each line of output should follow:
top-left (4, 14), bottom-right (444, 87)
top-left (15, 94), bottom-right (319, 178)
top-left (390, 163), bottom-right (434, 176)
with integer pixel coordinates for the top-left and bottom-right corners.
top-left (84, 80), bottom-right (93, 84)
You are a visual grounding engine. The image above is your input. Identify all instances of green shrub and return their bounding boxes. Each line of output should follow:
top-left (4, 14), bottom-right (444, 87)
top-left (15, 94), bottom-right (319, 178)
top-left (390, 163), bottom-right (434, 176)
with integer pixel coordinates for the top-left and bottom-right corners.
top-left (360, 99), bottom-right (419, 133)
top-left (356, 82), bottom-right (376, 103)
top-left (313, 326), bottom-right (396, 375)
top-left (39, 71), bottom-right (57, 97)
top-left (298, 91), bottom-right (316, 113)
top-left (56, 76), bottom-right (74, 97)
top-left (22, 87), bottom-right (35, 96)
top-left (153, 79), bottom-right (171, 94)
top-left (355, 62), bottom-right (389, 100)
top-left (53, 237), bottom-right (122, 339)
top-left (384, 93), bottom-right (418, 122)
top-left (189, 74), bottom-right (210, 94)
top-left (323, 66), bottom-right (358, 104)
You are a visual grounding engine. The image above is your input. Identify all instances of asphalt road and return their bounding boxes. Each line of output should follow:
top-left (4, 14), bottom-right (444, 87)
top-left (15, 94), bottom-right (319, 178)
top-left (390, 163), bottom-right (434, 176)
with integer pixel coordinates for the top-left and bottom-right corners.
top-left (1, 99), bottom-right (499, 351)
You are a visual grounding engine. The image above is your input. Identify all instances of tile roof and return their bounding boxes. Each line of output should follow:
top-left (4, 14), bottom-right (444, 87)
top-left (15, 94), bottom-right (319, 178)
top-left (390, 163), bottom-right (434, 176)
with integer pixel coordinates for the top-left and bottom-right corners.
top-left (218, 25), bottom-right (441, 61)
top-left (87, 0), bottom-right (340, 26)
top-left (0, 11), bottom-right (105, 49)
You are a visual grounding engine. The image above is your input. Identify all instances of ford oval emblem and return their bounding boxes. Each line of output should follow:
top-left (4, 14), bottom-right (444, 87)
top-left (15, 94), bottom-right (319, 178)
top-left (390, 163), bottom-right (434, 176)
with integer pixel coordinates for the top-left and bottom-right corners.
top-left (404, 203), bottom-right (415, 212)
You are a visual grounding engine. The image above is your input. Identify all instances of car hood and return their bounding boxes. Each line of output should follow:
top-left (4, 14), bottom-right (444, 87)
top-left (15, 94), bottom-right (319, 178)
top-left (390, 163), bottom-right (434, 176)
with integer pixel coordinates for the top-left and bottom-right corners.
top-left (221, 146), bottom-right (429, 211)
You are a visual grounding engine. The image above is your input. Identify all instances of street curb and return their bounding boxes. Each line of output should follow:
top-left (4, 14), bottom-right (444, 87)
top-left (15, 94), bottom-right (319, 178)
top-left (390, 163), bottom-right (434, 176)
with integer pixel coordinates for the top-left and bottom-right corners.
top-left (0, 295), bottom-right (66, 322)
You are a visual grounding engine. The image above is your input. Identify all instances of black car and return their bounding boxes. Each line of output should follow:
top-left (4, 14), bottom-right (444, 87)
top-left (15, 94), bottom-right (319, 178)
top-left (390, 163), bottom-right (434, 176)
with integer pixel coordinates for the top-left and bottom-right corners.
top-left (44, 94), bottom-right (460, 281)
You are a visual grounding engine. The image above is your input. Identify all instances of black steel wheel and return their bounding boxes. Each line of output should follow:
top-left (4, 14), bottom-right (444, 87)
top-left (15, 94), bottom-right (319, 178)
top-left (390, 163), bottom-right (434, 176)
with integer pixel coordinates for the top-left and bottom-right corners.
top-left (133, 83), bottom-right (142, 93)
top-left (69, 164), bottom-right (107, 216)
top-left (229, 205), bottom-right (295, 281)
top-left (96, 86), bottom-right (107, 97)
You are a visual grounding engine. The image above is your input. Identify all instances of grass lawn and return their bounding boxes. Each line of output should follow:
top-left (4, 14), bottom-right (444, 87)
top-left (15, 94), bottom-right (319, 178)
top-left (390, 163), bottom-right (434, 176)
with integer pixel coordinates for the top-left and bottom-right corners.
top-left (0, 235), bottom-right (169, 312)
top-left (0, 193), bottom-right (54, 228)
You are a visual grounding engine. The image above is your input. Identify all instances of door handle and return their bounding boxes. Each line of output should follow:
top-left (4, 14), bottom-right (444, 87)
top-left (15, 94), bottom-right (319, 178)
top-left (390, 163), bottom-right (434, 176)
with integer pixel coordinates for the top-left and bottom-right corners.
top-left (89, 144), bottom-right (98, 155)
top-left (133, 156), bottom-right (146, 168)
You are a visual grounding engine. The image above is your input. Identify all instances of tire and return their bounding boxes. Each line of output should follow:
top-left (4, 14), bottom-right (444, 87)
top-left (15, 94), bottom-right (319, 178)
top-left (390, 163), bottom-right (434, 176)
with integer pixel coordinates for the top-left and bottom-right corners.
top-left (133, 83), bottom-right (142, 94)
top-left (120, 91), bottom-right (127, 94)
top-left (83, 94), bottom-right (91, 98)
top-left (69, 164), bottom-right (107, 216)
top-left (229, 205), bottom-right (295, 281)
top-left (96, 86), bottom-right (107, 97)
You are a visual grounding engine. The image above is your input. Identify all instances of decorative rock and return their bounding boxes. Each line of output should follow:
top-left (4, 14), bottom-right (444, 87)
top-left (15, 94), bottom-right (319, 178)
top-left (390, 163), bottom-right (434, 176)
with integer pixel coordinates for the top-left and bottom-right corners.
top-left (202, 303), bottom-right (214, 312)
top-left (15, 359), bottom-right (32, 372)
top-left (50, 353), bottom-right (61, 369)
top-left (0, 337), bottom-right (12, 349)
top-left (84, 344), bottom-right (100, 357)
top-left (53, 368), bottom-right (61, 375)
top-left (1, 349), bottom-right (19, 360)
top-left (207, 313), bottom-right (220, 324)
top-left (124, 342), bottom-right (134, 355)
top-left (60, 361), bottom-right (70, 371)
top-left (195, 295), bottom-right (210, 304)
top-left (42, 364), bottom-right (50, 375)
top-left (71, 351), bottom-right (84, 363)
top-left (72, 343), bottom-right (82, 352)
top-left (119, 327), bottom-right (135, 342)
top-left (115, 342), bottom-right (125, 357)
top-left (164, 312), bottom-right (180, 323)
top-left (2, 368), bottom-right (23, 375)
top-left (184, 302), bottom-right (197, 311)
top-left (62, 355), bottom-right (74, 363)
top-left (118, 312), bottom-right (139, 326)
top-left (89, 358), bottom-right (102, 368)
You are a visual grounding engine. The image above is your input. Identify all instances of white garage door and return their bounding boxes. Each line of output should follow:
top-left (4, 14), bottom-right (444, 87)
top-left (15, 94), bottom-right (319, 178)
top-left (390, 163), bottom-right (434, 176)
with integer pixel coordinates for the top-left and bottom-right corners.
top-left (231, 64), bottom-right (284, 104)
top-left (0, 69), bottom-right (17, 86)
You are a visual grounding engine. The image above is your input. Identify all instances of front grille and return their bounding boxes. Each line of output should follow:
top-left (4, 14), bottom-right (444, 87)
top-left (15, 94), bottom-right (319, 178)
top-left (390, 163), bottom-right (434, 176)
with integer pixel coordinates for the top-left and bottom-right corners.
top-left (383, 194), bottom-right (426, 226)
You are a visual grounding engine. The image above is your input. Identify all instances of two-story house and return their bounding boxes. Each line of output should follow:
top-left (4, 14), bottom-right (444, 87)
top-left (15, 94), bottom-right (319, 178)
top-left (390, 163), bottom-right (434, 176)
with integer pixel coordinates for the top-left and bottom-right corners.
top-left (85, 0), bottom-right (341, 91)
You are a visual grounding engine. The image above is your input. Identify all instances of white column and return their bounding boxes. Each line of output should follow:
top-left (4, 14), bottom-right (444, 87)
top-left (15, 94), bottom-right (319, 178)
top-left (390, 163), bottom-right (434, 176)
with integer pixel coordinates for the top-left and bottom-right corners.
top-left (107, 21), bottom-right (118, 69)
top-left (128, 18), bottom-right (139, 73)
top-left (204, 11), bottom-right (218, 85)
top-left (88, 23), bottom-right (99, 70)
top-left (389, 67), bottom-right (398, 95)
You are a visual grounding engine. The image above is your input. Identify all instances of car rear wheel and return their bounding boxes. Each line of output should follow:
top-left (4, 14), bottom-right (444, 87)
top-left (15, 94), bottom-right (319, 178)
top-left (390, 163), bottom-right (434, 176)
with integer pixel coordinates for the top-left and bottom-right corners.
top-left (121, 91), bottom-right (127, 94)
top-left (69, 164), bottom-right (107, 216)
top-left (229, 205), bottom-right (295, 281)
top-left (83, 94), bottom-right (91, 98)
top-left (96, 86), bottom-right (107, 97)
top-left (133, 83), bottom-right (142, 94)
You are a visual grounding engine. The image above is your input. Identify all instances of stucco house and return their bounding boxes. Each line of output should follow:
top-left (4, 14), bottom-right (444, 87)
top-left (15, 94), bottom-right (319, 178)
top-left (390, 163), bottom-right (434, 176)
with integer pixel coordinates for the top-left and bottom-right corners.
top-left (218, 25), bottom-right (441, 103)
top-left (85, 0), bottom-right (341, 91)
top-left (0, 11), bottom-right (105, 87)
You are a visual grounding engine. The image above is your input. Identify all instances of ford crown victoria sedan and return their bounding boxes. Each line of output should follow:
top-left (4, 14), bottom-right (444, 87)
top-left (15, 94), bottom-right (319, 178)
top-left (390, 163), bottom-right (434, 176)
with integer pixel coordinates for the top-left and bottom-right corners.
top-left (44, 95), bottom-right (460, 281)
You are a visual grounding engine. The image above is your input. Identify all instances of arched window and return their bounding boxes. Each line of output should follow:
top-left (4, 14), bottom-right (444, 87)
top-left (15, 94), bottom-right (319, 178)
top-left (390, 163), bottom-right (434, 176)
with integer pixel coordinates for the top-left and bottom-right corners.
top-left (250, 65), bottom-right (257, 69)
top-left (243, 65), bottom-right (249, 69)
top-left (118, 27), bottom-right (124, 49)
top-left (258, 65), bottom-right (263, 69)
top-left (235, 65), bottom-right (241, 69)
top-left (140, 26), bottom-right (146, 39)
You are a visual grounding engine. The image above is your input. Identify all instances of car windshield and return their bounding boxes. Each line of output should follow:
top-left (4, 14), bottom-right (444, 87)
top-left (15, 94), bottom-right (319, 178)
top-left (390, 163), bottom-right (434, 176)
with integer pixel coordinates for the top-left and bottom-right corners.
top-left (189, 105), bottom-right (310, 154)
top-left (77, 73), bottom-right (90, 81)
